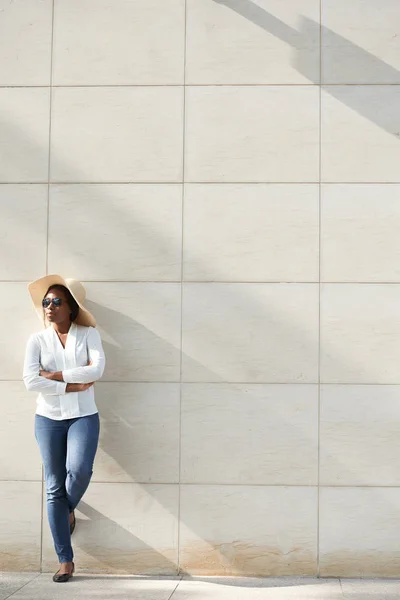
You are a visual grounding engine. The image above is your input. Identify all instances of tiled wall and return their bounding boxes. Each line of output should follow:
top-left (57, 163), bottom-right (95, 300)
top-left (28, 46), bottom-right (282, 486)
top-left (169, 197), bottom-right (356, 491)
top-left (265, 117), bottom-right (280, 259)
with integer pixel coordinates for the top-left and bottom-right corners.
top-left (1, 0), bottom-right (400, 577)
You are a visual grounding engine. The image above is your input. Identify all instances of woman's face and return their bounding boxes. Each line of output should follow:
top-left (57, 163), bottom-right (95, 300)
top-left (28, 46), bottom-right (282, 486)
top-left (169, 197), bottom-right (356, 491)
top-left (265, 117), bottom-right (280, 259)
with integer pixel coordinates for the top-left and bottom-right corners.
top-left (43, 289), bottom-right (72, 325)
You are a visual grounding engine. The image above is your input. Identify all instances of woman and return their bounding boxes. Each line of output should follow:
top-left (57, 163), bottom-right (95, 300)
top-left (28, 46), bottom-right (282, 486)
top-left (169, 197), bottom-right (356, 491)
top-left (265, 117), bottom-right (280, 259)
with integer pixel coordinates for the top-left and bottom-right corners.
top-left (23, 275), bottom-right (105, 583)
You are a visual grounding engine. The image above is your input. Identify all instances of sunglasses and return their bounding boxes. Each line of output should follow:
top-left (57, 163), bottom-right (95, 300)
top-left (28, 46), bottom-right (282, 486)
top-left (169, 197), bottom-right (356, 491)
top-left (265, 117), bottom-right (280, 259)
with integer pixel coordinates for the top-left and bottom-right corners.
top-left (42, 297), bottom-right (63, 308)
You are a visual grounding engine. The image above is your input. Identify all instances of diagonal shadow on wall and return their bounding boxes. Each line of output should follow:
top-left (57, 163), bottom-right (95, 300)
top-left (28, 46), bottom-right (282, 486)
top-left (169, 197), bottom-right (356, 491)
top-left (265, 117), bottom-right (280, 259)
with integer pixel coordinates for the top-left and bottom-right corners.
top-left (213, 0), bottom-right (400, 140)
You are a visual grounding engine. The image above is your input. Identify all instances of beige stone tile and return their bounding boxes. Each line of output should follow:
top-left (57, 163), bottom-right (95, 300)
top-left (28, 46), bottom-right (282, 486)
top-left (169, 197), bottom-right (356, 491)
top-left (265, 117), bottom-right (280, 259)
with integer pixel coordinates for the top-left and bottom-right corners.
top-left (183, 184), bottom-right (319, 282)
top-left (0, 185), bottom-right (47, 280)
top-left (179, 485), bottom-right (317, 575)
top-left (53, 0), bottom-right (184, 85)
top-left (321, 284), bottom-right (400, 384)
top-left (0, 383), bottom-right (41, 481)
top-left (84, 283), bottom-right (181, 382)
top-left (322, 0), bottom-right (400, 83)
top-left (41, 483), bottom-right (179, 574)
top-left (181, 383), bottom-right (318, 484)
top-left (182, 283), bottom-right (319, 383)
top-left (321, 184), bottom-right (400, 282)
top-left (320, 385), bottom-right (400, 486)
top-left (185, 86), bottom-right (319, 182)
top-left (0, 283), bottom-right (42, 380)
top-left (0, 89), bottom-right (50, 182)
top-left (320, 487), bottom-right (400, 577)
top-left (48, 184), bottom-right (182, 281)
top-left (321, 86), bottom-right (400, 182)
top-left (94, 382), bottom-right (180, 483)
top-left (0, 481), bottom-right (41, 571)
top-left (50, 87), bottom-right (183, 182)
top-left (186, 0), bottom-right (320, 84)
top-left (0, 0), bottom-right (52, 85)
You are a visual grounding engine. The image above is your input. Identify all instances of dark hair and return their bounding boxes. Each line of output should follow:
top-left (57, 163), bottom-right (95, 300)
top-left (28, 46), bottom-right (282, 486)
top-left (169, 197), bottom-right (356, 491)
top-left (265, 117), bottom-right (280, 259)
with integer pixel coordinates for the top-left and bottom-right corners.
top-left (44, 285), bottom-right (80, 322)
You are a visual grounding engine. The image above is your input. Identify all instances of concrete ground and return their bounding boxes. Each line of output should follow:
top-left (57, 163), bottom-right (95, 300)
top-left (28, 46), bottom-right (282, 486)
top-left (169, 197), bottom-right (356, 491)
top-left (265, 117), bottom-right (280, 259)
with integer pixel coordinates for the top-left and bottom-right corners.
top-left (2, 574), bottom-right (400, 600)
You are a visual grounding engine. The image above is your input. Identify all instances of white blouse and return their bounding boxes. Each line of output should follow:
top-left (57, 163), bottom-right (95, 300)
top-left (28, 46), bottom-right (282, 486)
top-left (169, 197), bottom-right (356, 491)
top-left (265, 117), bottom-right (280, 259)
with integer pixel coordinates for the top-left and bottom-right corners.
top-left (23, 323), bottom-right (106, 420)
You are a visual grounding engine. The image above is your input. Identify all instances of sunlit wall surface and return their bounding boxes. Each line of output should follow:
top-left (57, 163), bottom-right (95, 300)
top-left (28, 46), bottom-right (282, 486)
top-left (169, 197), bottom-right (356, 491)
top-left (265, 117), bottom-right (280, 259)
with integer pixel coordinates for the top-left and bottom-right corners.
top-left (1, 0), bottom-right (400, 577)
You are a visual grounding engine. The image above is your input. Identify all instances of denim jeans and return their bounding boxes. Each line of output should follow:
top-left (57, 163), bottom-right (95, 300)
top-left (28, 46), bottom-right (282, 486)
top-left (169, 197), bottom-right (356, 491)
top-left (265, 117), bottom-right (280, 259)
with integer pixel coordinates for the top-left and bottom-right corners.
top-left (35, 412), bottom-right (100, 563)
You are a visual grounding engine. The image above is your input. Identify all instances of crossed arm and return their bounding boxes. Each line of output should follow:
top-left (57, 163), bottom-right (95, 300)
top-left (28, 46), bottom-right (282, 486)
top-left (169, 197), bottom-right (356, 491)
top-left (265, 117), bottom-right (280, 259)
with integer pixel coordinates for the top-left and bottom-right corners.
top-left (23, 328), bottom-right (106, 395)
top-left (39, 367), bottom-right (96, 393)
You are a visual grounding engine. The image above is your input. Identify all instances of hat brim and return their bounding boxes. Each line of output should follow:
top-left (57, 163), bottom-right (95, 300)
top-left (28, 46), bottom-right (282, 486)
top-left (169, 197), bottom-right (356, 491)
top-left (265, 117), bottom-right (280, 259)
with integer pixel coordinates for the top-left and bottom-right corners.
top-left (28, 274), bottom-right (96, 328)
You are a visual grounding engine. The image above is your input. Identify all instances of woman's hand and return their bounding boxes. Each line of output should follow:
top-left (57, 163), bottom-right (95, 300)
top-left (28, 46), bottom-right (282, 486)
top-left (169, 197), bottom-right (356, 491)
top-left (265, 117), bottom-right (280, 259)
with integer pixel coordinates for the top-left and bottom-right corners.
top-left (66, 382), bottom-right (94, 393)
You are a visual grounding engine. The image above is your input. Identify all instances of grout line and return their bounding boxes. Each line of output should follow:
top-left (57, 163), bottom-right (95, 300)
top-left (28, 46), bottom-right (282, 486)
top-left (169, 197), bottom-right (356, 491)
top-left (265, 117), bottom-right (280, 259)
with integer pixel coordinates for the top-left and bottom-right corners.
top-left (3, 573), bottom-right (42, 600)
top-left (177, 0), bottom-right (188, 576)
top-left (2, 181), bottom-right (400, 185)
top-left (39, 467), bottom-right (44, 571)
top-left (44, 124), bottom-right (51, 275)
top-left (45, 0), bottom-right (55, 276)
top-left (317, 0), bottom-right (323, 578)
top-left (4, 480), bottom-right (400, 488)
top-left (2, 83), bottom-right (400, 88)
top-left (5, 379), bottom-right (400, 385)
top-left (72, 381), bottom-right (400, 386)
top-left (167, 575), bottom-right (184, 600)
top-left (4, 280), bottom-right (400, 284)
top-left (5, 281), bottom-right (400, 286)
top-left (0, 480), bottom-right (43, 483)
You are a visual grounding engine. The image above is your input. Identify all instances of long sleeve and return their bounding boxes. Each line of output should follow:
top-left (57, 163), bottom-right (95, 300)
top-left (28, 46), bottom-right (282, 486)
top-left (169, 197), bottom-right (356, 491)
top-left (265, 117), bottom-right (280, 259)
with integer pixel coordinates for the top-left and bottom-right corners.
top-left (62, 327), bottom-right (106, 384)
top-left (23, 334), bottom-right (67, 395)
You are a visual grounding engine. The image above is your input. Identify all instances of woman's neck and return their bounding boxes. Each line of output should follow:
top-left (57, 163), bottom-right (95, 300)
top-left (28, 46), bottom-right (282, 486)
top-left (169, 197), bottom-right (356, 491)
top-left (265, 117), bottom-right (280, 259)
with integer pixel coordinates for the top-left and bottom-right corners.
top-left (52, 322), bottom-right (71, 335)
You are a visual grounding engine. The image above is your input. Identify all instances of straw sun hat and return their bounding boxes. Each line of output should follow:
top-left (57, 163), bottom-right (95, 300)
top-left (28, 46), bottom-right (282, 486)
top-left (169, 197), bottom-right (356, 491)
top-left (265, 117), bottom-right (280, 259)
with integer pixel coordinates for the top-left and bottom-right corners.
top-left (28, 274), bottom-right (96, 328)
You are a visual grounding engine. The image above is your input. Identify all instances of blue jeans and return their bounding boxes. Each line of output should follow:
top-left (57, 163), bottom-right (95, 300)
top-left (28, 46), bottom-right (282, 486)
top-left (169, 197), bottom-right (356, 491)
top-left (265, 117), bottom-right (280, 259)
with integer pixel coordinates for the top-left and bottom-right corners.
top-left (35, 412), bottom-right (100, 563)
